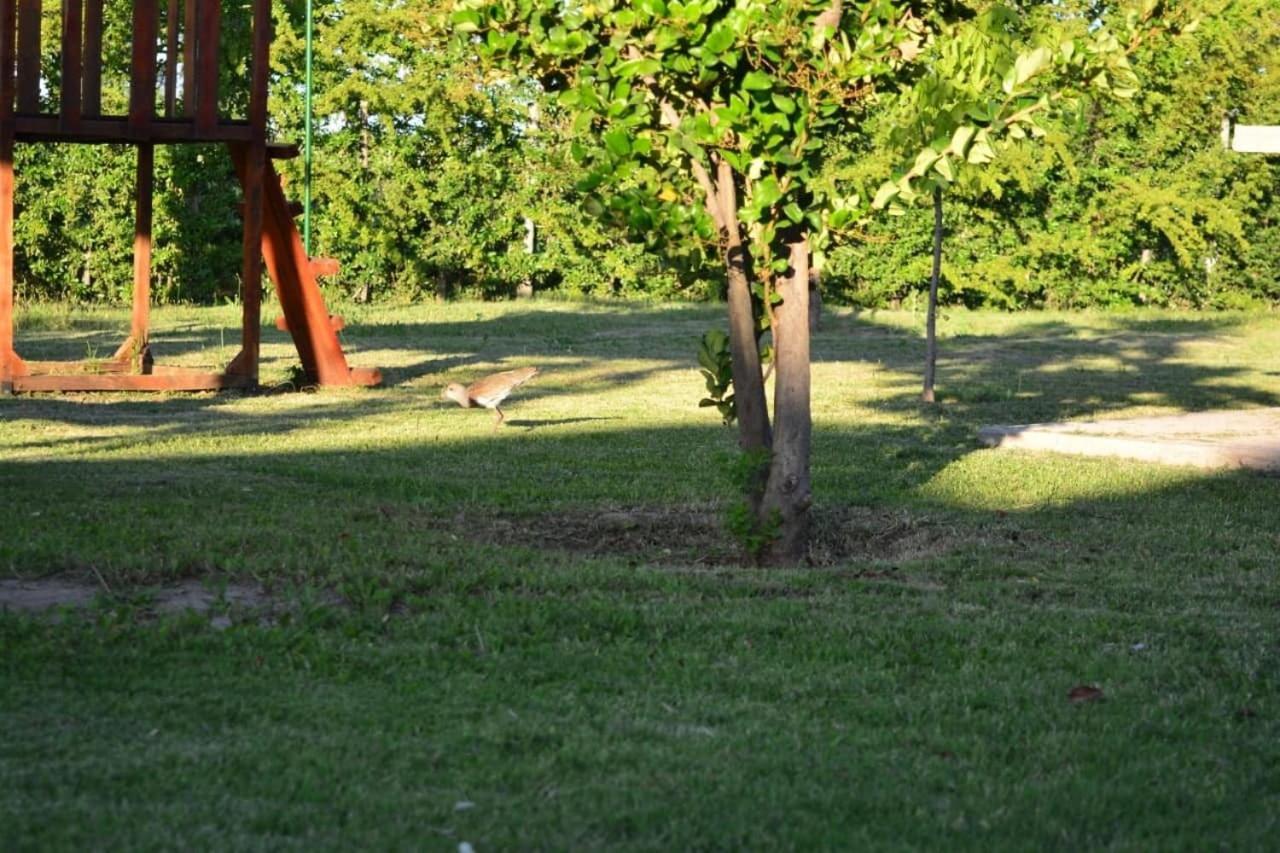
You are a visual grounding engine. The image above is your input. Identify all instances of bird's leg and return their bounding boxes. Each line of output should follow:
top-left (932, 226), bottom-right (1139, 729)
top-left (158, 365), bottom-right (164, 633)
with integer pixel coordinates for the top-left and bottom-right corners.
top-left (493, 407), bottom-right (505, 429)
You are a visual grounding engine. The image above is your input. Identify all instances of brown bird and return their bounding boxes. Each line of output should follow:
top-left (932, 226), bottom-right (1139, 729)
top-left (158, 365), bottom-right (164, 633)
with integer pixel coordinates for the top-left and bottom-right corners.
top-left (441, 366), bottom-right (540, 427)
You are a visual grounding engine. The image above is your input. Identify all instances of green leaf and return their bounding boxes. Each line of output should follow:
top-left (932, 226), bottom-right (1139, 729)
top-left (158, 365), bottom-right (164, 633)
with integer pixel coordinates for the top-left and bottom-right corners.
top-left (604, 129), bottom-right (632, 157)
top-left (704, 24), bottom-right (735, 55)
top-left (948, 125), bottom-right (976, 157)
top-left (783, 201), bottom-right (804, 224)
top-left (770, 93), bottom-right (796, 114)
top-left (754, 176), bottom-right (782, 208)
top-left (1013, 46), bottom-right (1052, 87)
top-left (449, 9), bottom-right (481, 32)
top-left (967, 137), bottom-right (995, 165)
top-left (933, 155), bottom-right (955, 182)
top-left (871, 181), bottom-right (898, 210)
top-left (742, 71), bottom-right (773, 91)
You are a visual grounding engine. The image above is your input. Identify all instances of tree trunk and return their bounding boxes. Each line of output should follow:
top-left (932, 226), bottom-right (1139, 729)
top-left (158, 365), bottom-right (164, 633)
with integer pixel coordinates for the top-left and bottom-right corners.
top-left (761, 236), bottom-right (813, 564)
top-left (922, 187), bottom-right (942, 404)
top-left (711, 158), bottom-right (770, 457)
top-left (359, 100), bottom-right (371, 171)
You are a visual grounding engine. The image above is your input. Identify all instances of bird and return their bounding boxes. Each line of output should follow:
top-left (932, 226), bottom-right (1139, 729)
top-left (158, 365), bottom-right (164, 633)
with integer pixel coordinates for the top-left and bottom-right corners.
top-left (441, 366), bottom-right (540, 427)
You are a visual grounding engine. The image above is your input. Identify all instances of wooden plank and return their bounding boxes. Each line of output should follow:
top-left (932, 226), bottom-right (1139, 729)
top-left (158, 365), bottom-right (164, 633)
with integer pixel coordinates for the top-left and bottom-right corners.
top-left (13, 113), bottom-right (253, 142)
top-left (60, 0), bottom-right (82, 129)
top-left (229, 141), bottom-right (264, 382)
top-left (0, 0), bottom-right (15, 379)
top-left (130, 0), bottom-right (157, 131)
top-left (81, 0), bottom-right (101, 115)
top-left (131, 143), bottom-right (153, 346)
top-left (0, 120), bottom-right (13, 375)
top-left (16, 0), bottom-right (38, 113)
top-left (182, 0), bottom-right (194, 116)
top-left (195, 0), bottom-right (219, 131)
top-left (164, 0), bottom-right (177, 116)
top-left (1231, 124), bottom-right (1280, 155)
top-left (0, 0), bottom-right (13, 120)
top-left (248, 0), bottom-right (269, 130)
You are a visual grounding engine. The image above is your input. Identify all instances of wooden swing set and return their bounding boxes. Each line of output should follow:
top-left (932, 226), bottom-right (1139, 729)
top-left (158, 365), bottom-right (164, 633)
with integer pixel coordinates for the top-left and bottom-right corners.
top-left (0, 0), bottom-right (380, 392)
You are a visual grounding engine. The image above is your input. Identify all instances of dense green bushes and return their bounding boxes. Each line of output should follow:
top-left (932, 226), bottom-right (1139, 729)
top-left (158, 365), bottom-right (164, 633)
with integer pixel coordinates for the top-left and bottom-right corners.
top-left (9, 0), bottom-right (1279, 309)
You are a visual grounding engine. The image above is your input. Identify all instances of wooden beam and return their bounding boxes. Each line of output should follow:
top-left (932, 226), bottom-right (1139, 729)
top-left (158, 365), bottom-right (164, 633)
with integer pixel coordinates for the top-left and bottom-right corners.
top-left (249, 0), bottom-right (269, 131)
top-left (60, 0), bottom-right (82, 130)
top-left (131, 143), bottom-right (153, 347)
top-left (228, 142), bottom-right (263, 383)
top-left (81, 0), bottom-right (101, 116)
top-left (16, 0), bottom-right (38, 113)
top-left (164, 0), bottom-right (177, 116)
top-left (0, 0), bottom-right (13, 119)
top-left (195, 0), bottom-right (219, 131)
top-left (130, 0), bottom-right (157, 132)
top-left (182, 0), bottom-right (194, 116)
top-left (0, 0), bottom-right (15, 381)
top-left (13, 113), bottom-right (253, 143)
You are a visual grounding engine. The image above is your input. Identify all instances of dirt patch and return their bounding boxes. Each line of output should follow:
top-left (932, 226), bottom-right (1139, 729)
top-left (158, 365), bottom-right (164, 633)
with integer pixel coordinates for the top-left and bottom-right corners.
top-left (0, 577), bottom-right (275, 620)
top-left (439, 504), bottom-right (983, 568)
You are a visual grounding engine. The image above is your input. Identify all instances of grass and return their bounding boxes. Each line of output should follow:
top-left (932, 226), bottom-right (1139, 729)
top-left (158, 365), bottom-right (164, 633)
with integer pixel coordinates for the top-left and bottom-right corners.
top-left (2, 299), bottom-right (1279, 849)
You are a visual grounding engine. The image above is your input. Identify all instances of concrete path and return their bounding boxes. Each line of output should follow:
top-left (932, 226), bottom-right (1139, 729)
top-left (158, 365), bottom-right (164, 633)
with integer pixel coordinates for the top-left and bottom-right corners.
top-left (978, 408), bottom-right (1280, 472)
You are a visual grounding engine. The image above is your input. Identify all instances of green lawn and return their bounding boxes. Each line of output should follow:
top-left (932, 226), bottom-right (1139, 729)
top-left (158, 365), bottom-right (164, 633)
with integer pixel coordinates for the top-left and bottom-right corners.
top-left (3, 300), bottom-right (1279, 849)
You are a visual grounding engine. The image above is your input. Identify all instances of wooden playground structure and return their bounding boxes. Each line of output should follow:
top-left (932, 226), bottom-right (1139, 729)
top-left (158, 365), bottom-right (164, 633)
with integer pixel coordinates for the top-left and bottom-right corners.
top-left (0, 0), bottom-right (380, 391)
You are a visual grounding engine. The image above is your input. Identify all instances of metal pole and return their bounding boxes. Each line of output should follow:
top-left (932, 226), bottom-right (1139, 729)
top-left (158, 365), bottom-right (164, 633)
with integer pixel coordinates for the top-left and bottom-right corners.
top-left (303, 0), bottom-right (314, 255)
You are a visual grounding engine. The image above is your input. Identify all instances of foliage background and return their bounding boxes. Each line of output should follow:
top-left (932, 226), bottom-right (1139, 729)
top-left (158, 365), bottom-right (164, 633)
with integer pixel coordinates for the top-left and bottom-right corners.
top-left (9, 0), bottom-right (1279, 309)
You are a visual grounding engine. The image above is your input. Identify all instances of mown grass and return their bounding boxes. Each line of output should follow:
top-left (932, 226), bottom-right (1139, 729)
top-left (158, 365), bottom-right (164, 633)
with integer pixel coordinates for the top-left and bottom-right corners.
top-left (2, 300), bottom-right (1279, 849)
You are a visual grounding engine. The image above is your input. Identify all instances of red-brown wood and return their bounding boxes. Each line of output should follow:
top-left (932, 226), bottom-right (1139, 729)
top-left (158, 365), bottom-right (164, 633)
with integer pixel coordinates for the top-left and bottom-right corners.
top-left (0, 0), bottom-right (17, 382)
top-left (164, 0), bottom-right (177, 116)
top-left (15, 0), bottom-right (38, 113)
top-left (195, 0), bottom-right (218, 131)
top-left (131, 143), bottom-right (152, 345)
top-left (0, 0), bottom-right (380, 394)
top-left (130, 0), bottom-right (157, 133)
top-left (82, 0), bottom-right (102, 115)
top-left (14, 114), bottom-right (253, 143)
top-left (230, 143), bottom-right (380, 388)
top-left (60, 0), bottom-right (83, 130)
top-left (182, 0), bottom-right (194, 116)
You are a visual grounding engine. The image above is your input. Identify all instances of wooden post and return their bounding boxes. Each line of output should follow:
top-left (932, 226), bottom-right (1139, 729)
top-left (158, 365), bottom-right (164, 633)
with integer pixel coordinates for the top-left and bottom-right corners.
top-left (182, 0), bottom-right (195, 116)
top-left (81, 0), bottom-right (101, 116)
top-left (228, 0), bottom-right (271, 382)
top-left (128, 144), bottom-right (153, 361)
top-left (15, 0), bottom-right (38, 113)
top-left (0, 0), bottom-right (17, 384)
top-left (163, 0), bottom-right (177, 116)
top-left (59, 0), bottom-right (82, 130)
top-left (195, 0), bottom-right (219, 132)
top-left (130, 0), bottom-right (157, 134)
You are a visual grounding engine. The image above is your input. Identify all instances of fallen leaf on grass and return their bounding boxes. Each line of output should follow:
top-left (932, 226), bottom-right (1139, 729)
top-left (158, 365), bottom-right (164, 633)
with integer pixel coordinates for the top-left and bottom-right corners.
top-left (1068, 685), bottom-right (1104, 704)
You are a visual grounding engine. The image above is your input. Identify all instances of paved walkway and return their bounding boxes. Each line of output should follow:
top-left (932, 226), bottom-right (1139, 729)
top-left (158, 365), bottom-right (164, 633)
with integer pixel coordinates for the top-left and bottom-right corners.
top-left (979, 408), bottom-right (1280, 472)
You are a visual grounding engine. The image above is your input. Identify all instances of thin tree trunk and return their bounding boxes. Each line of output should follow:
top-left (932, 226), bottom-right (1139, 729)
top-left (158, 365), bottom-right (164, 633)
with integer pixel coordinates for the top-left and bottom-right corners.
top-left (711, 158), bottom-right (770, 459)
top-left (761, 235), bottom-right (813, 564)
top-left (922, 187), bottom-right (942, 404)
top-left (359, 100), bottom-right (371, 170)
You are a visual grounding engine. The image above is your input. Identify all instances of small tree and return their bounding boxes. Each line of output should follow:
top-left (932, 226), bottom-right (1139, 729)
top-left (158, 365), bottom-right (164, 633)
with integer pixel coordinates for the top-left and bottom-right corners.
top-left (451, 0), bottom-right (1152, 564)
top-left (869, 2), bottom-right (1162, 402)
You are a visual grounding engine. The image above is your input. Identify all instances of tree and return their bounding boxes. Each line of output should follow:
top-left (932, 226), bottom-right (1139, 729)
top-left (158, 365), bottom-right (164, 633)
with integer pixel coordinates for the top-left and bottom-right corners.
top-left (451, 0), bottom-right (1150, 564)
top-left (869, 2), bottom-right (1152, 401)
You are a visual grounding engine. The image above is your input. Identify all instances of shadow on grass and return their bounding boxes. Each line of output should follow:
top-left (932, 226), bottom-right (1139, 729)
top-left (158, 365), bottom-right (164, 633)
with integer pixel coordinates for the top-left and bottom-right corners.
top-left (5, 303), bottom-right (1279, 521)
